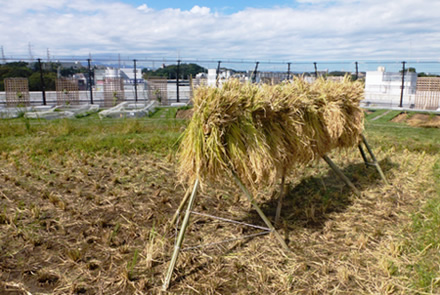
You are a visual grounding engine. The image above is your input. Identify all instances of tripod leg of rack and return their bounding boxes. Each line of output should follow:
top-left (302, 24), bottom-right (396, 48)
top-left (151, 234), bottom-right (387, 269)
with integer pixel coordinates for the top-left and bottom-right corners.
top-left (162, 179), bottom-right (199, 291)
top-left (275, 171), bottom-right (286, 225)
top-left (358, 144), bottom-right (369, 167)
top-left (168, 188), bottom-right (191, 230)
top-left (322, 155), bottom-right (361, 196)
top-left (231, 171), bottom-right (290, 253)
top-left (361, 134), bottom-right (389, 185)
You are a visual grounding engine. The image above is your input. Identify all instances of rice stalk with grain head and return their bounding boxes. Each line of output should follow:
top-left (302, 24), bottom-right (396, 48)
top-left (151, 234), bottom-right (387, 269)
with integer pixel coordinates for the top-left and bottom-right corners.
top-left (178, 76), bottom-right (364, 191)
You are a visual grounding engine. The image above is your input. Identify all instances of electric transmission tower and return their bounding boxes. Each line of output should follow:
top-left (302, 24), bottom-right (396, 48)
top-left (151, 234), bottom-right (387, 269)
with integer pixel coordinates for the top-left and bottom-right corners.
top-left (28, 42), bottom-right (34, 61)
top-left (1, 46), bottom-right (6, 64)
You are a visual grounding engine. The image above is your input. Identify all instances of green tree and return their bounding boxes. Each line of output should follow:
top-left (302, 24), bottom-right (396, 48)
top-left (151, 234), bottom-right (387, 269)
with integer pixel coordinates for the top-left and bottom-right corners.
top-left (0, 61), bottom-right (86, 91)
top-left (327, 71), bottom-right (349, 76)
top-left (418, 72), bottom-right (440, 77)
top-left (143, 63), bottom-right (206, 79)
top-left (0, 62), bottom-right (32, 91)
top-left (29, 72), bottom-right (57, 91)
top-left (400, 67), bottom-right (416, 73)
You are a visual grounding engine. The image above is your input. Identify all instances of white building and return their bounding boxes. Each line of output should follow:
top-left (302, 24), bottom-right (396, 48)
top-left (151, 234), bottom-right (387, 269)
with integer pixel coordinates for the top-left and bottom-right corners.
top-left (364, 67), bottom-right (417, 107)
top-left (119, 68), bottom-right (144, 91)
top-left (94, 68), bottom-right (145, 91)
top-left (207, 68), bottom-right (234, 86)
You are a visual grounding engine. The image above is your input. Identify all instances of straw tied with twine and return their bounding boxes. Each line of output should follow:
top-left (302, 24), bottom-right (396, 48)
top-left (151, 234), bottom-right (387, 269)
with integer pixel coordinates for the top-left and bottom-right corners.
top-left (178, 77), bottom-right (365, 191)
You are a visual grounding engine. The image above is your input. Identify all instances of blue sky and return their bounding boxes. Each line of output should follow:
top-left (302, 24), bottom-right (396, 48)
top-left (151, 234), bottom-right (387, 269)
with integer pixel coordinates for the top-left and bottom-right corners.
top-left (1, 0), bottom-right (440, 65)
top-left (119, 0), bottom-right (299, 13)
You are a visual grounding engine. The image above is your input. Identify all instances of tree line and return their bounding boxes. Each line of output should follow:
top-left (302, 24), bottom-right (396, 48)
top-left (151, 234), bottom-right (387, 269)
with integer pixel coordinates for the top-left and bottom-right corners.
top-left (0, 62), bottom-right (207, 92)
top-left (0, 62), bottom-right (89, 91)
top-left (142, 63), bottom-right (206, 79)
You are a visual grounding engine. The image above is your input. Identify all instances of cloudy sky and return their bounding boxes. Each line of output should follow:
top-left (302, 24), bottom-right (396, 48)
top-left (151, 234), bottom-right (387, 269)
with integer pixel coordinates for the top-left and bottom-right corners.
top-left (1, 0), bottom-right (440, 62)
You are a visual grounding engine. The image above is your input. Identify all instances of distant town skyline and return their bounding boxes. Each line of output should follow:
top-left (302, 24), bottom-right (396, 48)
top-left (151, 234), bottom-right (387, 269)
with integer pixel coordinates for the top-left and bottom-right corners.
top-left (1, 0), bottom-right (440, 62)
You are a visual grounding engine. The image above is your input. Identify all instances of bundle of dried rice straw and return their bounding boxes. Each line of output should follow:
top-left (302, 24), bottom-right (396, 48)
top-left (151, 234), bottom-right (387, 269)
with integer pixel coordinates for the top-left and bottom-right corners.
top-left (178, 76), bottom-right (364, 189)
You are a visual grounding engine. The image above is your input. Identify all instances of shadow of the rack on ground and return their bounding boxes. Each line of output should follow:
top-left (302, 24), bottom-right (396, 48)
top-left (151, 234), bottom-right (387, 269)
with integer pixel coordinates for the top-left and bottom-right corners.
top-left (244, 157), bottom-right (396, 231)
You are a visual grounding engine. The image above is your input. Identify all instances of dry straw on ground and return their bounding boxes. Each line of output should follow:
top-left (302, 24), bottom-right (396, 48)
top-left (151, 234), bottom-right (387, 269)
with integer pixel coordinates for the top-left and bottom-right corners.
top-left (178, 77), bottom-right (364, 190)
top-left (1, 128), bottom-right (439, 294)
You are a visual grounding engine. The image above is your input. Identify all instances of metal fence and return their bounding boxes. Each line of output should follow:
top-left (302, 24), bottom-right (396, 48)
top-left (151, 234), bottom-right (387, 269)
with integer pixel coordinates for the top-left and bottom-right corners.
top-left (1, 57), bottom-right (440, 110)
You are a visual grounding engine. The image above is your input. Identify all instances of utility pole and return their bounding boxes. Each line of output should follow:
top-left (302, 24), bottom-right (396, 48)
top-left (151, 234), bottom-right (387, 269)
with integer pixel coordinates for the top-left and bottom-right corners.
top-left (176, 60), bottom-right (181, 103)
top-left (216, 61), bottom-right (221, 87)
top-left (252, 62), bottom-right (259, 83)
top-left (133, 59), bottom-right (138, 102)
top-left (399, 61), bottom-right (406, 108)
top-left (88, 59), bottom-right (94, 104)
top-left (355, 61), bottom-right (359, 80)
top-left (37, 58), bottom-right (46, 105)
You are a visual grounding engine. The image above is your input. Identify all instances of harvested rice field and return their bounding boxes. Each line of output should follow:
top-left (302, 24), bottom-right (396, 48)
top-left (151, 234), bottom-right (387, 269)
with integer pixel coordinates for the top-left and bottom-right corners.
top-left (0, 107), bottom-right (439, 294)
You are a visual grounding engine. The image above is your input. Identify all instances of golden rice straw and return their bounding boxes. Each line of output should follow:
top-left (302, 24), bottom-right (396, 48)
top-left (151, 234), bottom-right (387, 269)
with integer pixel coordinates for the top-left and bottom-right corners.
top-left (178, 76), bottom-right (364, 191)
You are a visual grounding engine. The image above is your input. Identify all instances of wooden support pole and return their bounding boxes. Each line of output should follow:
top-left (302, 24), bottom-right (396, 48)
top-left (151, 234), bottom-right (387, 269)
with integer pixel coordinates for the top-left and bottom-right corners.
top-left (275, 170), bottom-right (286, 224)
top-left (360, 135), bottom-right (389, 185)
top-left (162, 179), bottom-right (199, 291)
top-left (168, 188), bottom-right (192, 229)
top-left (358, 144), bottom-right (369, 167)
top-left (322, 155), bottom-right (361, 197)
top-left (231, 171), bottom-right (291, 252)
top-left (360, 134), bottom-right (378, 163)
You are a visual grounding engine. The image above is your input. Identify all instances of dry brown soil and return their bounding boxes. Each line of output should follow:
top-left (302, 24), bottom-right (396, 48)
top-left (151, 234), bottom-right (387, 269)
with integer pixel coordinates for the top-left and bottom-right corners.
top-left (175, 109), bottom-right (194, 119)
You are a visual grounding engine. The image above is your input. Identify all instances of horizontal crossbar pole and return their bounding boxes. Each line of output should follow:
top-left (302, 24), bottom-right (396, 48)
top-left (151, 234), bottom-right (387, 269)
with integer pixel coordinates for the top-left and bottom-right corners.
top-left (182, 230), bottom-right (271, 251)
top-left (190, 211), bottom-right (271, 231)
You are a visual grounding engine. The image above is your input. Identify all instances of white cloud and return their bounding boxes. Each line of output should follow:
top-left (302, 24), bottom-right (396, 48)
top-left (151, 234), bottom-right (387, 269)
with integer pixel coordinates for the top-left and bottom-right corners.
top-left (1, 0), bottom-right (440, 62)
top-left (137, 3), bottom-right (153, 13)
top-left (190, 5), bottom-right (211, 15)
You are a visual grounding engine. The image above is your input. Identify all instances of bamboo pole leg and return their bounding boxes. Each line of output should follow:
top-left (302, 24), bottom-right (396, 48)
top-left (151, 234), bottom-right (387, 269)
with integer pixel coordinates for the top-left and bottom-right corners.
top-left (361, 134), bottom-right (378, 162)
top-left (231, 171), bottom-right (290, 253)
top-left (373, 162), bottom-right (389, 185)
top-left (358, 144), bottom-right (369, 167)
top-left (275, 172), bottom-right (286, 225)
top-left (168, 188), bottom-right (191, 229)
top-left (322, 155), bottom-right (361, 197)
top-left (162, 179), bottom-right (199, 291)
top-left (361, 135), bottom-right (389, 185)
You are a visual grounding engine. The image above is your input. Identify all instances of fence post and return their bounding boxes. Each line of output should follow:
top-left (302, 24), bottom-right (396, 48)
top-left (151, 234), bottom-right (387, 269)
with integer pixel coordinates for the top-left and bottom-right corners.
top-left (314, 62), bottom-right (318, 78)
top-left (176, 60), bottom-right (180, 103)
top-left (87, 59), bottom-right (94, 104)
top-left (133, 59), bottom-right (138, 102)
top-left (355, 61), bottom-right (359, 80)
top-left (216, 61), bottom-right (221, 87)
top-left (287, 62), bottom-right (291, 81)
top-left (37, 58), bottom-right (46, 105)
top-left (252, 61), bottom-right (259, 83)
top-left (399, 61), bottom-right (406, 108)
